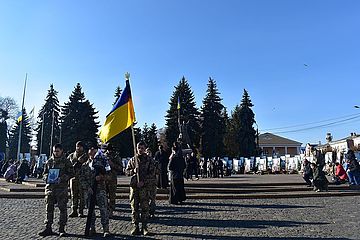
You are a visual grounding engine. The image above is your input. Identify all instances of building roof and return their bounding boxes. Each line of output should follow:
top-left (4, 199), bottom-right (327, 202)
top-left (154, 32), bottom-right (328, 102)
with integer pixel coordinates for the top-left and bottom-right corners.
top-left (259, 132), bottom-right (302, 146)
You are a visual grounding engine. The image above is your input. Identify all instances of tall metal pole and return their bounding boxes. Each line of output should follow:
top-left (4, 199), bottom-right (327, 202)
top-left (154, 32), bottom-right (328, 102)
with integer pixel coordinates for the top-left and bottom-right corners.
top-left (49, 110), bottom-right (55, 156)
top-left (39, 111), bottom-right (45, 155)
top-left (17, 73), bottom-right (27, 162)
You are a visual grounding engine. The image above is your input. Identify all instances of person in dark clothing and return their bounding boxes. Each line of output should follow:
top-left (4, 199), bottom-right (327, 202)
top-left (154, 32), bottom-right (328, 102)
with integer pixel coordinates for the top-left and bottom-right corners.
top-left (189, 152), bottom-right (199, 180)
top-left (155, 145), bottom-right (169, 189)
top-left (302, 159), bottom-right (313, 187)
top-left (200, 158), bottom-right (207, 178)
top-left (346, 150), bottom-right (360, 185)
top-left (168, 142), bottom-right (186, 205)
top-left (311, 163), bottom-right (328, 192)
top-left (217, 158), bottom-right (224, 178)
top-left (184, 153), bottom-right (192, 180)
top-left (16, 160), bottom-right (30, 183)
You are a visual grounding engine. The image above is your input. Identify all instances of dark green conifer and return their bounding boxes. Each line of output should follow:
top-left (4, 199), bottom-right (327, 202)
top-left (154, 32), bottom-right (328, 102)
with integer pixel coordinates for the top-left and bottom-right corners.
top-left (200, 77), bottom-right (226, 158)
top-left (36, 84), bottom-right (60, 156)
top-left (165, 76), bottom-right (200, 148)
top-left (60, 83), bottom-right (99, 153)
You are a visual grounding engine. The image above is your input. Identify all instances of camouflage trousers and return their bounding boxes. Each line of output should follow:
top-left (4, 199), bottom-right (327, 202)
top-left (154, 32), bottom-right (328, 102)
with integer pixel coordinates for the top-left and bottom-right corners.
top-left (70, 178), bottom-right (84, 213)
top-left (44, 187), bottom-right (68, 227)
top-left (130, 186), bottom-right (149, 226)
top-left (149, 184), bottom-right (157, 215)
top-left (106, 177), bottom-right (117, 213)
top-left (84, 189), bottom-right (109, 230)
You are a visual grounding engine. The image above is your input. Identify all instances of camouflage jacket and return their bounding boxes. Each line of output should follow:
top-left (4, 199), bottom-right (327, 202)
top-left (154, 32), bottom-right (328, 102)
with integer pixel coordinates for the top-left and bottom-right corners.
top-left (67, 151), bottom-right (88, 177)
top-left (80, 158), bottom-right (107, 191)
top-left (126, 154), bottom-right (156, 187)
top-left (43, 155), bottom-right (74, 190)
top-left (105, 152), bottom-right (123, 178)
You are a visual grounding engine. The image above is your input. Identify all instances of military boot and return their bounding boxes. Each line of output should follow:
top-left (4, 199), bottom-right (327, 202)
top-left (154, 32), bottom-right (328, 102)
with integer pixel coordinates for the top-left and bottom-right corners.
top-left (38, 225), bottom-right (53, 237)
top-left (130, 224), bottom-right (140, 235)
top-left (59, 225), bottom-right (66, 237)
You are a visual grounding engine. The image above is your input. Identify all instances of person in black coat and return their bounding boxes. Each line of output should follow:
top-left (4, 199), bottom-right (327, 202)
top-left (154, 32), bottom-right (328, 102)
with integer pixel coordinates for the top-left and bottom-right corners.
top-left (302, 159), bottom-right (313, 187)
top-left (16, 160), bottom-right (30, 183)
top-left (168, 142), bottom-right (186, 205)
top-left (155, 145), bottom-right (169, 189)
top-left (311, 163), bottom-right (328, 192)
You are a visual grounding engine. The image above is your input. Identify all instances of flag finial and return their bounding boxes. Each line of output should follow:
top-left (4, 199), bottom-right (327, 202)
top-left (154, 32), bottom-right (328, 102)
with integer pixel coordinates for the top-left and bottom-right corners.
top-left (125, 72), bottom-right (130, 81)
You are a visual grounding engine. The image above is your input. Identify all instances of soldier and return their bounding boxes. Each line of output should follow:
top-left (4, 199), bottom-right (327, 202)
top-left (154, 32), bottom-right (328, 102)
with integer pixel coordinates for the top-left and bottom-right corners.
top-left (146, 148), bottom-right (159, 219)
top-left (126, 141), bottom-right (156, 236)
top-left (38, 143), bottom-right (74, 237)
top-left (104, 144), bottom-right (123, 218)
top-left (80, 143), bottom-right (110, 237)
top-left (68, 141), bottom-right (88, 218)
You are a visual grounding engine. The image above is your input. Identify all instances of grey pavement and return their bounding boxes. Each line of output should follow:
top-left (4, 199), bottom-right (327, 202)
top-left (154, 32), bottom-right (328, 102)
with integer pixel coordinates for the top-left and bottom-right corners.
top-left (0, 196), bottom-right (359, 239)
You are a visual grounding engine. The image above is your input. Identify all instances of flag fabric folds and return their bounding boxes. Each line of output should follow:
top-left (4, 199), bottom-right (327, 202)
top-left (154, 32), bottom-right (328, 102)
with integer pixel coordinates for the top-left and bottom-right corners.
top-left (99, 80), bottom-right (136, 143)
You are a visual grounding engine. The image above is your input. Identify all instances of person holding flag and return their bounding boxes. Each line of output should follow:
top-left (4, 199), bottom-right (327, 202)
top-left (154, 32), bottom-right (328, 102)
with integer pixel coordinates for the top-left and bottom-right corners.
top-left (99, 73), bottom-right (155, 236)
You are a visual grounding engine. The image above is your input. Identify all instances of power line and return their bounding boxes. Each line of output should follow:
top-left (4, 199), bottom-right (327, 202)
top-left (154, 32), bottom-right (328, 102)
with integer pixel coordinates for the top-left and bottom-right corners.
top-left (261, 113), bottom-right (360, 131)
top-left (271, 115), bottom-right (360, 134)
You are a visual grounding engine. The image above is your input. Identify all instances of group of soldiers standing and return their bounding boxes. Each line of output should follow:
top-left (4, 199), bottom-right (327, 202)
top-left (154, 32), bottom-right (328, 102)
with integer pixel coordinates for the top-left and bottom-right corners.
top-left (38, 140), bottom-right (166, 237)
top-left (38, 141), bottom-right (123, 237)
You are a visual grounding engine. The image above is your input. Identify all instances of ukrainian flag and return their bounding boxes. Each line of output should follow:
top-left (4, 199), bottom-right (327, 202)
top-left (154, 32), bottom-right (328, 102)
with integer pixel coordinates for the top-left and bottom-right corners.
top-left (177, 96), bottom-right (180, 110)
top-left (99, 80), bottom-right (136, 143)
top-left (16, 112), bottom-right (23, 123)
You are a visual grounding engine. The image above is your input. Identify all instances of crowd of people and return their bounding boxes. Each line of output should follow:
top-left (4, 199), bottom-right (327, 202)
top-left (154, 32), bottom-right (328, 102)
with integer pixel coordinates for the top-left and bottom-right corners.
top-left (302, 149), bottom-right (360, 191)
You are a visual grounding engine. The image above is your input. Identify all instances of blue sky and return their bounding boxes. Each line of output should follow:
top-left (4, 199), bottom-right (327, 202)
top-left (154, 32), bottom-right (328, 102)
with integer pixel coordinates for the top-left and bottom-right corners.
top-left (0, 0), bottom-right (360, 145)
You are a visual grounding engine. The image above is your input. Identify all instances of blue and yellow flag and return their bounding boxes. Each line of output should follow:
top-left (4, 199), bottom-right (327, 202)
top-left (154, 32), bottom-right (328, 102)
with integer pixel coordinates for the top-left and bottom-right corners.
top-left (177, 96), bottom-right (180, 110)
top-left (99, 80), bottom-right (136, 143)
top-left (16, 112), bottom-right (23, 123)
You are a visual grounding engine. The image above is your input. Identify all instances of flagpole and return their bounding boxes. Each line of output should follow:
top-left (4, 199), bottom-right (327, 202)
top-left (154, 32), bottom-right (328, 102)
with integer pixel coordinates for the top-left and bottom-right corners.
top-left (39, 111), bottom-right (45, 155)
top-left (17, 73), bottom-right (27, 162)
top-left (126, 72), bottom-right (139, 184)
top-left (28, 107), bottom-right (34, 157)
top-left (49, 110), bottom-right (55, 156)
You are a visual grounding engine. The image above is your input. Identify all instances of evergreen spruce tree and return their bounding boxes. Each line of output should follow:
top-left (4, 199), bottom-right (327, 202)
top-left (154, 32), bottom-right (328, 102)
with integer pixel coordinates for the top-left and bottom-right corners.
top-left (200, 77), bottom-right (226, 158)
top-left (238, 89), bottom-right (257, 157)
top-left (60, 83), bottom-right (99, 153)
top-left (225, 89), bottom-right (257, 157)
top-left (148, 123), bottom-right (158, 154)
top-left (165, 76), bottom-right (201, 148)
top-left (142, 123), bottom-right (150, 145)
top-left (141, 123), bottom-right (158, 153)
top-left (36, 84), bottom-right (61, 156)
top-left (8, 108), bottom-right (32, 159)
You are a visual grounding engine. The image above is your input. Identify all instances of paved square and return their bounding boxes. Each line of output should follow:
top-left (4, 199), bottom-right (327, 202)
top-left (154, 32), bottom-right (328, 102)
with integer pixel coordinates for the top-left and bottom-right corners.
top-left (0, 196), bottom-right (359, 239)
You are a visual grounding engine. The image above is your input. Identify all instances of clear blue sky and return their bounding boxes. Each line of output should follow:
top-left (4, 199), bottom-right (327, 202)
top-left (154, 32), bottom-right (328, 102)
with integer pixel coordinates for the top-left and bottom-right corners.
top-left (1, 0), bottom-right (359, 146)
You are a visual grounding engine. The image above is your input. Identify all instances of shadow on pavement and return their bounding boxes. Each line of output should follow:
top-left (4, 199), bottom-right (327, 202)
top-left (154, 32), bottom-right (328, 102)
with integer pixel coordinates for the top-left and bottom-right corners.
top-left (157, 233), bottom-right (352, 240)
top-left (188, 201), bottom-right (321, 209)
top-left (153, 217), bottom-right (328, 229)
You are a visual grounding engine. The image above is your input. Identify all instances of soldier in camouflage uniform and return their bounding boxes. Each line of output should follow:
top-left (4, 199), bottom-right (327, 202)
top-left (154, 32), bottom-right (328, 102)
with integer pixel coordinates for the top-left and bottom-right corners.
top-left (126, 141), bottom-right (156, 236)
top-left (80, 144), bottom-right (110, 237)
top-left (38, 143), bottom-right (74, 237)
top-left (146, 148), bottom-right (160, 219)
top-left (68, 141), bottom-right (88, 218)
top-left (104, 144), bottom-right (123, 218)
